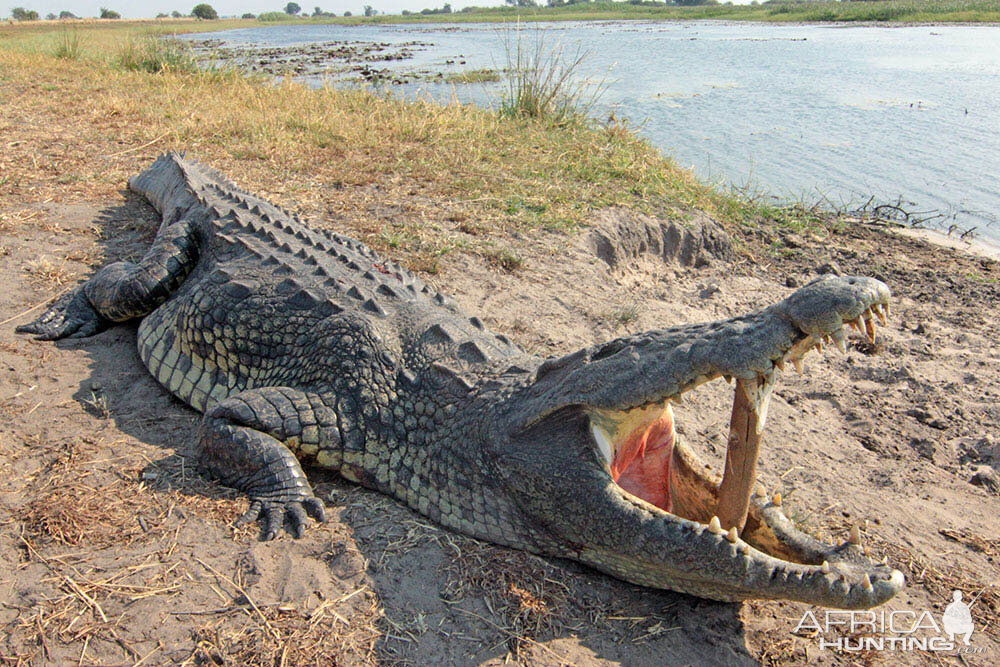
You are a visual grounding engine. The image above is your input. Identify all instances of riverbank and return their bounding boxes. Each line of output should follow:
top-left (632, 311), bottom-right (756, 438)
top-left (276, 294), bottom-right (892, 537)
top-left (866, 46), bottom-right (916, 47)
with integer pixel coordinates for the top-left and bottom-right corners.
top-left (2, 19), bottom-right (999, 666)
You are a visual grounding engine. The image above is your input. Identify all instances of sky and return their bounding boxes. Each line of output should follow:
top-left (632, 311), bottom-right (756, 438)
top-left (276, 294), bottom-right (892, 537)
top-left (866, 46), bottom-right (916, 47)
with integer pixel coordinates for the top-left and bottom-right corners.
top-left (6, 0), bottom-right (509, 19)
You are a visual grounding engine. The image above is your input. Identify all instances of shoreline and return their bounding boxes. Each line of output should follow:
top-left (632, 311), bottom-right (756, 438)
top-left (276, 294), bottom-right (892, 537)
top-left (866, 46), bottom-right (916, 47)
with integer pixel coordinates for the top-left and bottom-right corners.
top-left (891, 225), bottom-right (1000, 261)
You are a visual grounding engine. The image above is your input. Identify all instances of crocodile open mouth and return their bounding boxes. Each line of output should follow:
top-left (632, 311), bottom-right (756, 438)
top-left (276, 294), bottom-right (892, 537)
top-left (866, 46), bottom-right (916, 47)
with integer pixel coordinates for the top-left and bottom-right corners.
top-left (587, 300), bottom-right (890, 556)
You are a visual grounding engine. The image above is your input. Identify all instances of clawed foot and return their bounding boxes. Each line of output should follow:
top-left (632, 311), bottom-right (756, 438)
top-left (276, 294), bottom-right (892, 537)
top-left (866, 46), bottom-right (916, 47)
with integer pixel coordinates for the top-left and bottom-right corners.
top-left (15, 287), bottom-right (108, 340)
top-left (236, 496), bottom-right (327, 540)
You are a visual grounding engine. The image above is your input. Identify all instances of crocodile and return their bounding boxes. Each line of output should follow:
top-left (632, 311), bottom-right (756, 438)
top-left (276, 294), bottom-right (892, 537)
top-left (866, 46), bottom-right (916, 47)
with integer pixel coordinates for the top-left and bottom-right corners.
top-left (18, 153), bottom-right (905, 609)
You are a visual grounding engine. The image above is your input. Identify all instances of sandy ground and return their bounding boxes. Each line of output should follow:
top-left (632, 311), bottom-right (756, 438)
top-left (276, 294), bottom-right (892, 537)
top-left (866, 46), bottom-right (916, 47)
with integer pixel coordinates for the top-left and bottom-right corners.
top-left (2, 194), bottom-right (999, 665)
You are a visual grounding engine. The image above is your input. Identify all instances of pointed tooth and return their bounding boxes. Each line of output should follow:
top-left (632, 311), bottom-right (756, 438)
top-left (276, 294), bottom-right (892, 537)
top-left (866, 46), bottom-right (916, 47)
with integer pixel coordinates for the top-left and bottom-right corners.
top-left (865, 317), bottom-right (877, 342)
top-left (708, 516), bottom-right (722, 534)
top-left (883, 302), bottom-right (890, 317)
top-left (875, 303), bottom-right (888, 326)
top-left (723, 374), bottom-right (733, 384)
top-left (821, 560), bottom-right (830, 574)
top-left (848, 318), bottom-right (863, 333)
top-left (737, 542), bottom-right (749, 554)
top-left (862, 573), bottom-right (873, 591)
top-left (772, 491), bottom-right (782, 507)
top-left (792, 357), bottom-right (804, 374)
top-left (774, 358), bottom-right (785, 372)
top-left (726, 527), bottom-right (739, 543)
top-left (848, 524), bottom-right (861, 545)
top-left (754, 373), bottom-right (776, 434)
top-left (590, 423), bottom-right (613, 466)
top-left (832, 328), bottom-right (848, 354)
top-left (815, 339), bottom-right (823, 353)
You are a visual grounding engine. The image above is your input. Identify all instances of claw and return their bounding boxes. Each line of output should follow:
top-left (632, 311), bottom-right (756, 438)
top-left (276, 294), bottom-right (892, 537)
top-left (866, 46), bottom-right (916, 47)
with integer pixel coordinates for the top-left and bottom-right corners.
top-left (237, 499), bottom-right (263, 526)
top-left (303, 496), bottom-right (327, 523)
top-left (263, 504), bottom-right (283, 541)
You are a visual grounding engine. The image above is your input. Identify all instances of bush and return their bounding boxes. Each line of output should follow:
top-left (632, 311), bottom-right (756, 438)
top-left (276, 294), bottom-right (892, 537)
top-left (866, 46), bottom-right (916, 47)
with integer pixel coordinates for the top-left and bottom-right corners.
top-left (192, 3), bottom-right (217, 19)
top-left (99, 7), bottom-right (121, 19)
top-left (258, 11), bottom-right (295, 21)
top-left (241, 12), bottom-right (256, 18)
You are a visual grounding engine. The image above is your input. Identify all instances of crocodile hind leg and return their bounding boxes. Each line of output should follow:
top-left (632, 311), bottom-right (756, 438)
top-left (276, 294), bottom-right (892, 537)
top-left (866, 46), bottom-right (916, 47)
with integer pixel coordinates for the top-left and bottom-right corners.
top-left (16, 217), bottom-right (198, 340)
top-left (198, 386), bottom-right (330, 539)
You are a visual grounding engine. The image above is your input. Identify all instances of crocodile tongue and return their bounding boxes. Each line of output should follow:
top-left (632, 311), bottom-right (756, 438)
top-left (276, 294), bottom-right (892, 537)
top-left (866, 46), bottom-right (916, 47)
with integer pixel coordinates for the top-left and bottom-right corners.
top-left (716, 375), bottom-right (776, 532)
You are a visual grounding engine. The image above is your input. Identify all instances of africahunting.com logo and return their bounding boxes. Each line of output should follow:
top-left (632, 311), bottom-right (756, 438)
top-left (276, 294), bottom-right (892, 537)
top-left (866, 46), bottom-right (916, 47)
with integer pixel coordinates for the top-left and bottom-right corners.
top-left (794, 590), bottom-right (985, 653)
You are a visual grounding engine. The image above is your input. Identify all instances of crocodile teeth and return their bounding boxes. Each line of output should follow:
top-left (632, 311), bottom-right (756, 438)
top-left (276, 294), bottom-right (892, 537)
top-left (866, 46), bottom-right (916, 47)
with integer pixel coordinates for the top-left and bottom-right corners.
top-left (865, 317), bottom-right (877, 342)
top-left (708, 516), bottom-right (723, 534)
top-left (821, 560), bottom-right (831, 574)
top-left (590, 422), bottom-right (614, 466)
top-left (874, 303), bottom-right (888, 326)
top-left (772, 491), bottom-right (782, 507)
top-left (726, 527), bottom-right (739, 543)
top-left (848, 318), bottom-right (863, 334)
top-left (739, 373), bottom-right (776, 434)
top-left (862, 573), bottom-right (874, 591)
top-left (792, 357), bottom-right (804, 374)
top-left (774, 358), bottom-right (785, 372)
top-left (848, 524), bottom-right (861, 545)
top-left (831, 329), bottom-right (848, 354)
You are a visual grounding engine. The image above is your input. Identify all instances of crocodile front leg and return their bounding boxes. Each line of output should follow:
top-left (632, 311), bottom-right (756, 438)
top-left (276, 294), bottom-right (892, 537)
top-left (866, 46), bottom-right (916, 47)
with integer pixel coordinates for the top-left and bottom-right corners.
top-left (199, 386), bottom-right (330, 539)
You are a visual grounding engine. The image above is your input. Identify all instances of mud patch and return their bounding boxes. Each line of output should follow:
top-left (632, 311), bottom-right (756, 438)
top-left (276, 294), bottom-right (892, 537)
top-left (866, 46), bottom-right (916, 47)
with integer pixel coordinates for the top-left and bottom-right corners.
top-left (586, 208), bottom-right (735, 270)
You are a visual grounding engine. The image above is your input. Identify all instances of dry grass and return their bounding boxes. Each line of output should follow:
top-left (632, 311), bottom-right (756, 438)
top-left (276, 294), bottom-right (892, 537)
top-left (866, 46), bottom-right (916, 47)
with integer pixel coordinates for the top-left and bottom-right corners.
top-left (441, 539), bottom-right (573, 656)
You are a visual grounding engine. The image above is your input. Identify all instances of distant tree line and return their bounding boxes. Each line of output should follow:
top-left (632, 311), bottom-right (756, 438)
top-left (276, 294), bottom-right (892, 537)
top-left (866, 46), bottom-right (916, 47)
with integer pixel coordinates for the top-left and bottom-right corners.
top-left (9, 6), bottom-right (124, 20)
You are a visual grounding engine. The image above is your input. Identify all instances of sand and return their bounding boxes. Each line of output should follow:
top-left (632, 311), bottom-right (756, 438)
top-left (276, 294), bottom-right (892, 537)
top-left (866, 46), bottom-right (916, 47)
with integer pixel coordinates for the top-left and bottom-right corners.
top-left (2, 197), bottom-right (999, 665)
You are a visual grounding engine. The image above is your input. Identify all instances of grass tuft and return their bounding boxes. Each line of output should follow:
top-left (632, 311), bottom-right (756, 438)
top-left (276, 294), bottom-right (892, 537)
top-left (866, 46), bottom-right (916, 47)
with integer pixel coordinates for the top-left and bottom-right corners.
top-left (115, 33), bottom-right (196, 74)
top-left (500, 24), bottom-right (605, 125)
top-left (53, 28), bottom-right (81, 60)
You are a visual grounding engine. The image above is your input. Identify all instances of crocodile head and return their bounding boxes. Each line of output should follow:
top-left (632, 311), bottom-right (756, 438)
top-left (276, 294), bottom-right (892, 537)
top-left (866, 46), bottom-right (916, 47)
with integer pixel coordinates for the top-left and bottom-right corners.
top-left (499, 275), bottom-right (903, 608)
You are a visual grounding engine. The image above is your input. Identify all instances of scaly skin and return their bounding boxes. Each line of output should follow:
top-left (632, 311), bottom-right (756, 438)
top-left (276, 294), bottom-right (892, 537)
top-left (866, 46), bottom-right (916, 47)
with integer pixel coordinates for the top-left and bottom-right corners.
top-left (18, 153), bottom-right (905, 608)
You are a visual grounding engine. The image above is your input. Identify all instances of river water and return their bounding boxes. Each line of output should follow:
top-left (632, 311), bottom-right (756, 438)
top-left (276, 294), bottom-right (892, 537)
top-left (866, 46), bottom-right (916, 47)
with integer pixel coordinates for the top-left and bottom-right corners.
top-left (186, 21), bottom-right (1000, 246)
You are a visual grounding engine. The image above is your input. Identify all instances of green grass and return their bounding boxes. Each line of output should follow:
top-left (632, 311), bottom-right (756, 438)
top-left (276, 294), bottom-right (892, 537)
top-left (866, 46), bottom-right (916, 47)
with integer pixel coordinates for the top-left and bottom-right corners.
top-left (500, 25), bottom-right (606, 125)
top-left (53, 28), bottom-right (81, 60)
top-left (115, 33), bottom-right (196, 73)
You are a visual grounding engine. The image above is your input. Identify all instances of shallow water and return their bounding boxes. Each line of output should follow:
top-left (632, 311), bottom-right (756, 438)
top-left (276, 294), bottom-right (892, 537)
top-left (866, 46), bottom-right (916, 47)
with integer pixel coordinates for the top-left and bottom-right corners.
top-left (186, 21), bottom-right (1000, 246)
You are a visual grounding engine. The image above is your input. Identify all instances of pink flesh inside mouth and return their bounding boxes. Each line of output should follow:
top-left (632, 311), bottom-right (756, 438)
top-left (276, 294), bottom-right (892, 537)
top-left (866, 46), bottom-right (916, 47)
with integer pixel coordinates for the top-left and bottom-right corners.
top-left (609, 408), bottom-right (676, 513)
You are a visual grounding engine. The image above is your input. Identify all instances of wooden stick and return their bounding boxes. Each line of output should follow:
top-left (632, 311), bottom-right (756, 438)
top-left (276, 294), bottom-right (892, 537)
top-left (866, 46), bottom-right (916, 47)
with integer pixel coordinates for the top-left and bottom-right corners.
top-left (716, 379), bottom-right (762, 532)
